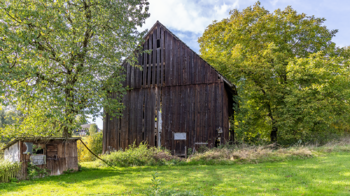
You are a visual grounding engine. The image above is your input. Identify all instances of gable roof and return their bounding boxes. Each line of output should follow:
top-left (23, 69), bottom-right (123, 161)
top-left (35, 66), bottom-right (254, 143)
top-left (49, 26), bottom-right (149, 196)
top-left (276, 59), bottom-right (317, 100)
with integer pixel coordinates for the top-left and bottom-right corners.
top-left (144, 21), bottom-right (235, 90)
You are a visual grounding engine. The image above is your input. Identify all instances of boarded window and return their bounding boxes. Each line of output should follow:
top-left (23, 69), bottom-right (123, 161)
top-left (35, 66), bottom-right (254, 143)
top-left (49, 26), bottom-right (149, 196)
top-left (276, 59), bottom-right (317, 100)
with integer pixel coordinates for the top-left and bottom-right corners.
top-left (23, 142), bottom-right (33, 154)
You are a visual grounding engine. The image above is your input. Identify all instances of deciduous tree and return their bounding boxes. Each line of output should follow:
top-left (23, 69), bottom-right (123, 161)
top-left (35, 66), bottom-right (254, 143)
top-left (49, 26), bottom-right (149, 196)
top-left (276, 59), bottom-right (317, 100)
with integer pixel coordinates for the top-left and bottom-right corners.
top-left (199, 2), bottom-right (350, 143)
top-left (0, 0), bottom-right (150, 138)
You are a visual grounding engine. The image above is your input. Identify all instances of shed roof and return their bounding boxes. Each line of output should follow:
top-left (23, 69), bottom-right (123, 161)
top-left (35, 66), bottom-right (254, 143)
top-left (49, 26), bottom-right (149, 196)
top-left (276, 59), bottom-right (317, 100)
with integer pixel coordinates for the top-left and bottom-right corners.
top-left (1, 137), bottom-right (81, 150)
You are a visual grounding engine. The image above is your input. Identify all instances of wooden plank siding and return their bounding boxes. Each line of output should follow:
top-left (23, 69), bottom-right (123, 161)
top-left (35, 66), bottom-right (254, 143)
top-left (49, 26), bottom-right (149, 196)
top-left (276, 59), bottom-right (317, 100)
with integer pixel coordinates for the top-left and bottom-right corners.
top-left (103, 21), bottom-right (235, 154)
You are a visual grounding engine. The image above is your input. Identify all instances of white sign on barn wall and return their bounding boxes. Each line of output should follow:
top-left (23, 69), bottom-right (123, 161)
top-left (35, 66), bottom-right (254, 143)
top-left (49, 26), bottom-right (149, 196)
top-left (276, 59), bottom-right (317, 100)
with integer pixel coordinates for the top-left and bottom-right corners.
top-left (174, 133), bottom-right (186, 140)
top-left (4, 142), bottom-right (20, 163)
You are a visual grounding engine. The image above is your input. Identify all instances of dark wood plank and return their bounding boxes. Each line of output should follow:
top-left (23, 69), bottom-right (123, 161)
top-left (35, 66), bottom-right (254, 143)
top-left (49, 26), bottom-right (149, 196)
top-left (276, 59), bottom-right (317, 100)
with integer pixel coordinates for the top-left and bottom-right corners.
top-left (185, 86), bottom-right (190, 149)
top-left (195, 85), bottom-right (200, 144)
top-left (157, 48), bottom-right (161, 86)
top-left (130, 64), bottom-right (135, 88)
top-left (148, 33), bottom-right (152, 86)
top-left (185, 47), bottom-right (190, 85)
top-left (150, 88), bottom-right (156, 146)
top-left (161, 27), bottom-right (165, 86)
top-left (144, 89), bottom-right (149, 144)
top-left (207, 84), bottom-right (214, 147)
top-left (136, 89), bottom-right (144, 144)
top-left (157, 24), bottom-right (160, 39)
top-left (194, 55), bottom-right (199, 84)
top-left (200, 85), bottom-right (205, 143)
top-left (129, 90), bottom-right (135, 145)
top-left (203, 85), bottom-right (208, 143)
top-left (189, 51), bottom-right (194, 85)
top-left (153, 30), bottom-right (157, 86)
top-left (125, 91), bottom-right (130, 148)
top-left (126, 63), bottom-right (131, 87)
top-left (143, 40), bottom-right (148, 87)
top-left (136, 54), bottom-right (141, 88)
top-left (161, 87), bottom-right (167, 147)
top-left (223, 86), bottom-right (229, 144)
top-left (172, 37), bottom-right (177, 86)
top-left (215, 83), bottom-right (223, 145)
top-left (178, 41), bottom-right (182, 86)
top-left (179, 43), bottom-right (183, 85)
top-left (164, 30), bottom-right (170, 86)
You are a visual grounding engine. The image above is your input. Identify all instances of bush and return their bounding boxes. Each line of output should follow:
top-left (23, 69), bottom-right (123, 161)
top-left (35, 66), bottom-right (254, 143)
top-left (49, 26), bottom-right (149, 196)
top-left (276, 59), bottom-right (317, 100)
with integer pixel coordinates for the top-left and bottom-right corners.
top-left (101, 142), bottom-right (178, 167)
top-left (0, 160), bottom-right (21, 183)
top-left (78, 132), bottom-right (103, 162)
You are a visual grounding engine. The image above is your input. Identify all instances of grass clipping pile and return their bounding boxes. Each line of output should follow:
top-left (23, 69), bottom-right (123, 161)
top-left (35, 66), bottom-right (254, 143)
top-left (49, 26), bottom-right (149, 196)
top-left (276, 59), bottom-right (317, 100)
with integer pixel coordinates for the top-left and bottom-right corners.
top-left (98, 138), bottom-right (350, 167)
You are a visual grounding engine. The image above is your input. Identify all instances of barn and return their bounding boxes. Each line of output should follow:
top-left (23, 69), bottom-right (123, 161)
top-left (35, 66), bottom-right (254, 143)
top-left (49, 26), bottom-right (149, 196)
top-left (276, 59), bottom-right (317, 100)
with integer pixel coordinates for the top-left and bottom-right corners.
top-left (2, 137), bottom-right (79, 179)
top-left (103, 21), bottom-right (236, 156)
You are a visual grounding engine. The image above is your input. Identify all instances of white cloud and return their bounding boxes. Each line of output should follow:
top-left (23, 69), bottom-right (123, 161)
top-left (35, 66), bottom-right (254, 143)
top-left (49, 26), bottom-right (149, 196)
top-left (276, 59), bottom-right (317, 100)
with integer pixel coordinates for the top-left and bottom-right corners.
top-left (140, 0), bottom-right (240, 34)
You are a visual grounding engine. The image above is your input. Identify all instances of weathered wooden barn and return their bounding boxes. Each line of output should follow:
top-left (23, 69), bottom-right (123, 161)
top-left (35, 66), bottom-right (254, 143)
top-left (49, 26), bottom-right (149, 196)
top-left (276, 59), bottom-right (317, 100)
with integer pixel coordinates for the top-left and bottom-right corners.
top-left (103, 21), bottom-right (236, 156)
top-left (2, 137), bottom-right (79, 179)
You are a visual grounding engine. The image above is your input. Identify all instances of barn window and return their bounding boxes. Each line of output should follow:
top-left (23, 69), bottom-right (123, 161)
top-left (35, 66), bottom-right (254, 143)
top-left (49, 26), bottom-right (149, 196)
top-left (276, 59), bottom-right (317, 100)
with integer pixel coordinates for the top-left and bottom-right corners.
top-left (157, 39), bottom-right (160, 48)
top-left (35, 148), bottom-right (44, 154)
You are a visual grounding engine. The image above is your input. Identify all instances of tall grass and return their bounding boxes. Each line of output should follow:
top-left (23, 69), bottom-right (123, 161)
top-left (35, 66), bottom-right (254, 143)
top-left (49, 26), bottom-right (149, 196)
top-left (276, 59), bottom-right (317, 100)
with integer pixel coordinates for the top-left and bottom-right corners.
top-left (97, 136), bottom-right (350, 167)
top-left (186, 144), bottom-right (315, 165)
top-left (101, 142), bottom-right (178, 167)
top-left (0, 160), bottom-right (21, 183)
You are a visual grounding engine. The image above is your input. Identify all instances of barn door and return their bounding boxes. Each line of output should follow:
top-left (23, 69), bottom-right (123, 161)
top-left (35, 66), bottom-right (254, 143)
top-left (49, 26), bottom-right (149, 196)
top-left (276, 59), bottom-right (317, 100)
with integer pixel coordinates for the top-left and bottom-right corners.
top-left (173, 132), bottom-right (186, 156)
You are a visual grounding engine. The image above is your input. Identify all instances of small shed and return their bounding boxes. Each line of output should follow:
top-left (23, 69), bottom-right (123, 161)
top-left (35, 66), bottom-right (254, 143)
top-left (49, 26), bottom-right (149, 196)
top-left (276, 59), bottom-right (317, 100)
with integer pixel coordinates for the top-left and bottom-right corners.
top-left (2, 137), bottom-right (80, 179)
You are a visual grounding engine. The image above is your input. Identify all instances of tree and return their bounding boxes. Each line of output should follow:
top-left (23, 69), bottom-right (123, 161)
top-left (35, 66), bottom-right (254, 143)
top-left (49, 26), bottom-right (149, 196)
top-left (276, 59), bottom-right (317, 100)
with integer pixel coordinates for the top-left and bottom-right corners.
top-left (89, 123), bottom-right (98, 135)
top-left (199, 2), bottom-right (349, 143)
top-left (0, 0), bottom-right (150, 138)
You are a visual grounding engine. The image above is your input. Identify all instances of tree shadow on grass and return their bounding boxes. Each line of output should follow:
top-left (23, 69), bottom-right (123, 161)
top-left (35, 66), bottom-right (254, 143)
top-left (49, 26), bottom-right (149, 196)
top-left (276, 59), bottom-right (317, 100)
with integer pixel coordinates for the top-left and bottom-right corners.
top-left (1, 154), bottom-right (350, 195)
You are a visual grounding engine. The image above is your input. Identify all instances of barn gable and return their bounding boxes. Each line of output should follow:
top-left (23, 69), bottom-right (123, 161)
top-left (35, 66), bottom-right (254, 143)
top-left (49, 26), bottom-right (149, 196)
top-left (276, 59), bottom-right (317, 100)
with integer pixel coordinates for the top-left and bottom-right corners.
top-left (122, 21), bottom-right (235, 89)
top-left (103, 21), bottom-right (236, 155)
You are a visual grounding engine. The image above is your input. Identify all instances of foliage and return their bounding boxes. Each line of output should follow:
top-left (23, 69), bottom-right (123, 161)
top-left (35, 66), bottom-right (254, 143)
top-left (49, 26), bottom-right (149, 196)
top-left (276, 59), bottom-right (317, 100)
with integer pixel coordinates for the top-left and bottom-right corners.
top-left (0, 106), bottom-right (22, 129)
top-left (0, 160), bottom-right (21, 183)
top-left (88, 124), bottom-right (98, 135)
top-left (199, 2), bottom-right (350, 143)
top-left (77, 132), bottom-right (103, 162)
top-left (0, 0), bottom-right (150, 138)
top-left (100, 142), bottom-right (177, 167)
top-left (27, 162), bottom-right (50, 180)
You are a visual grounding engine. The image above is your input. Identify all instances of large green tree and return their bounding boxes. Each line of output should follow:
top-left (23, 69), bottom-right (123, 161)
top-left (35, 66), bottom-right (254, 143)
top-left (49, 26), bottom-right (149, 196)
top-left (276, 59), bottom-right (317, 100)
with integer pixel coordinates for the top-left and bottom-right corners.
top-left (0, 0), bottom-right (150, 138)
top-left (199, 2), bottom-right (350, 143)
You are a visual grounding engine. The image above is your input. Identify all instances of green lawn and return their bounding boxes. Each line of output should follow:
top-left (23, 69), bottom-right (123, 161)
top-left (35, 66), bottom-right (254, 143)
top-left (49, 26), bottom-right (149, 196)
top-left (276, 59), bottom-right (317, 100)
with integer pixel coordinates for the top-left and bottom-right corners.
top-left (1, 152), bottom-right (350, 195)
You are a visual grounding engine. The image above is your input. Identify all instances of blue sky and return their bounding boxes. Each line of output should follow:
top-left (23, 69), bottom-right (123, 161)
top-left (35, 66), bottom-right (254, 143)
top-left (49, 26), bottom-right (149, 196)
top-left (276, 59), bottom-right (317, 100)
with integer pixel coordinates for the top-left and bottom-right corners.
top-left (92, 0), bottom-right (350, 129)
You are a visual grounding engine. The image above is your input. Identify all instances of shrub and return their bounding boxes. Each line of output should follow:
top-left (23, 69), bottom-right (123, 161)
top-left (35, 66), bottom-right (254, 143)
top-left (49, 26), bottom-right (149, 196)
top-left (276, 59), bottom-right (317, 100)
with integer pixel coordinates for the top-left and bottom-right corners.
top-left (0, 160), bottom-right (21, 183)
top-left (78, 132), bottom-right (103, 162)
top-left (101, 142), bottom-right (178, 167)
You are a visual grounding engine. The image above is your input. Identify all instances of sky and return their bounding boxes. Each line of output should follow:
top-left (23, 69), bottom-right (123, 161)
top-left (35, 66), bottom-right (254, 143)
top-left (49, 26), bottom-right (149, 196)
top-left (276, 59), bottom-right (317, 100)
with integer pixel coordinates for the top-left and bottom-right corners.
top-left (91, 0), bottom-right (350, 129)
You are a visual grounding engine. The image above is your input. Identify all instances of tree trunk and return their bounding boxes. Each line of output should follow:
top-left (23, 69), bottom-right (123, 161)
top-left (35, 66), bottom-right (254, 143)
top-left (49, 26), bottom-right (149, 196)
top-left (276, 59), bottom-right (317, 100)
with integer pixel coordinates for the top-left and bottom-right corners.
top-left (270, 127), bottom-right (277, 142)
top-left (62, 126), bottom-right (72, 138)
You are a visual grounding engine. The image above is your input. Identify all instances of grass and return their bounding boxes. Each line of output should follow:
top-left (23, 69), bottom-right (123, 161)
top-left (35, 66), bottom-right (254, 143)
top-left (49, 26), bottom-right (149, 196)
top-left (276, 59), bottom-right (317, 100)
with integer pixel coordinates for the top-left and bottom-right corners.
top-left (1, 152), bottom-right (350, 195)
